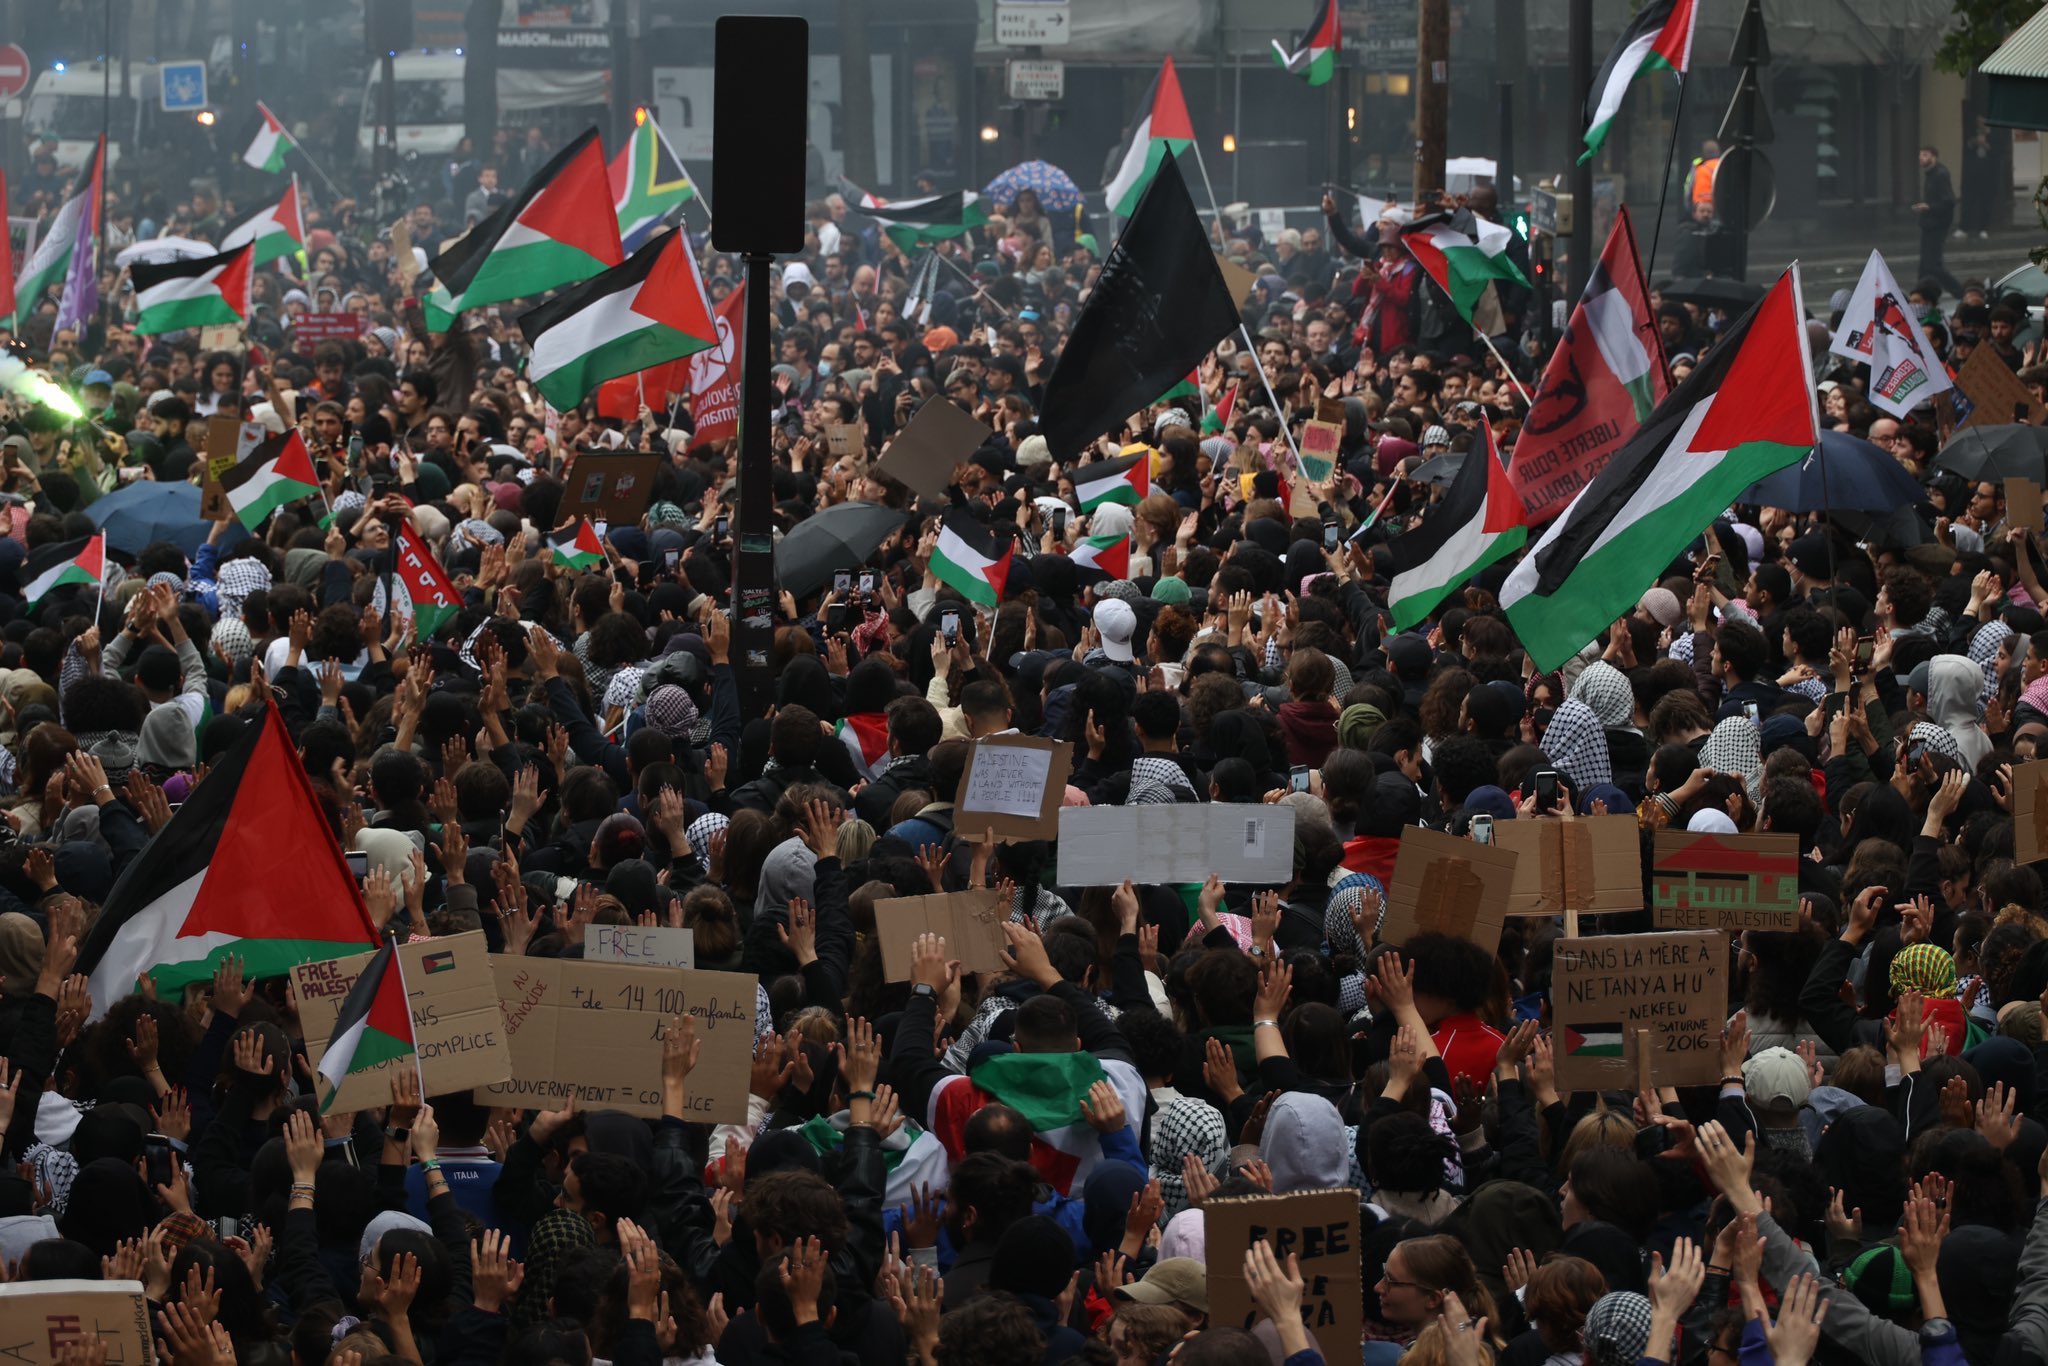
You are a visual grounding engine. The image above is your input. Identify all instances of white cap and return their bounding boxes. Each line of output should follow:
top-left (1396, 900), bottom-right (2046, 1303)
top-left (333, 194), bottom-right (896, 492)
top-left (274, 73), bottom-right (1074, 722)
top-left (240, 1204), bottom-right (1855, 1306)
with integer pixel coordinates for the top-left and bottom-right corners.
top-left (1094, 598), bottom-right (1136, 662)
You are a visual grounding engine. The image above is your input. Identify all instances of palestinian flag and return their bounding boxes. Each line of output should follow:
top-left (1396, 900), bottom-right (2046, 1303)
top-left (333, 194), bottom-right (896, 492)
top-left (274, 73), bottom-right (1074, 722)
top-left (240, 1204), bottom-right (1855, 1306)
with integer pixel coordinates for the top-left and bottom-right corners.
top-left (393, 522), bottom-right (464, 640)
top-left (1203, 382), bottom-right (1239, 435)
top-left (520, 228), bottom-right (716, 410)
top-left (836, 713), bottom-right (890, 782)
top-left (548, 519), bottom-right (606, 570)
top-left (1155, 370), bottom-right (1201, 408)
top-left (131, 244), bottom-right (255, 336)
top-left (902, 252), bottom-right (941, 328)
top-left (1069, 534), bottom-right (1130, 580)
top-left (1563, 1022), bottom-right (1626, 1058)
top-left (1401, 212), bottom-right (1529, 335)
top-left (243, 101), bottom-right (293, 173)
top-left (219, 430), bottom-right (321, 530)
top-left (52, 141), bottom-right (101, 337)
top-left (75, 700), bottom-right (381, 1016)
top-left (220, 177), bottom-right (305, 266)
top-left (1106, 57), bottom-right (1197, 218)
top-left (1582, 0), bottom-right (1698, 161)
top-left (930, 509), bottom-right (1012, 609)
top-left (1272, 0), bottom-right (1341, 86)
top-left (423, 127), bottom-right (623, 332)
top-left (1073, 450), bottom-right (1150, 510)
top-left (930, 1050), bottom-right (1136, 1194)
top-left (1502, 266), bottom-right (1818, 673)
top-left (609, 114), bottom-right (700, 253)
top-left (13, 171), bottom-right (90, 322)
top-left (799, 1111), bottom-right (950, 1210)
top-left (1388, 419), bottom-right (1527, 630)
top-left (837, 175), bottom-right (887, 211)
top-left (22, 534), bottom-right (103, 609)
top-left (315, 938), bottom-right (417, 1113)
top-left (867, 192), bottom-right (990, 253)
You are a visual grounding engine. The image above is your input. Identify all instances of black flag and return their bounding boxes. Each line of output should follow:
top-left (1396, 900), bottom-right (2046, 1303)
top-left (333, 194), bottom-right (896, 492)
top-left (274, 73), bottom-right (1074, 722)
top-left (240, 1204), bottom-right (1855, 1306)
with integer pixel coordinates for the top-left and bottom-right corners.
top-left (1039, 156), bottom-right (1239, 461)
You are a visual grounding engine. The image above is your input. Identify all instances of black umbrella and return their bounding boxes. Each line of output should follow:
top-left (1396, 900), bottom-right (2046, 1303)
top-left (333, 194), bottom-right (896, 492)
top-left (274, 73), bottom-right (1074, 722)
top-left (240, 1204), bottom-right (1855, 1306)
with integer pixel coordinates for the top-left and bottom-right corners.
top-left (774, 501), bottom-right (910, 598)
top-left (1410, 452), bottom-right (1465, 486)
top-left (1740, 432), bottom-right (1925, 512)
top-left (1660, 277), bottom-right (1767, 311)
top-left (1834, 503), bottom-right (1927, 550)
top-left (1934, 424), bottom-right (2048, 483)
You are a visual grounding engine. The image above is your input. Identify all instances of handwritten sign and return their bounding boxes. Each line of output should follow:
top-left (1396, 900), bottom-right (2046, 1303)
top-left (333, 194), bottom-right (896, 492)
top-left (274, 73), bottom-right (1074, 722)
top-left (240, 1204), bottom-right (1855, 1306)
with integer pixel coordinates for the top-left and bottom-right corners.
top-left (0, 1280), bottom-right (151, 1366)
top-left (1057, 804), bottom-right (1295, 886)
top-left (1378, 824), bottom-right (1519, 952)
top-left (585, 923), bottom-right (695, 969)
top-left (563, 453), bottom-right (660, 525)
top-left (824, 423), bottom-right (863, 459)
top-left (1651, 831), bottom-right (1799, 931)
top-left (474, 957), bottom-right (755, 1122)
top-left (1297, 420), bottom-right (1341, 484)
top-left (874, 889), bottom-right (1009, 979)
top-left (1205, 1191), bottom-right (1361, 1365)
top-left (956, 735), bottom-right (1072, 840)
top-left (1958, 344), bottom-right (2047, 429)
top-left (291, 931), bottom-right (509, 1113)
top-left (1497, 816), bottom-right (1642, 918)
top-left (1552, 931), bottom-right (1727, 1092)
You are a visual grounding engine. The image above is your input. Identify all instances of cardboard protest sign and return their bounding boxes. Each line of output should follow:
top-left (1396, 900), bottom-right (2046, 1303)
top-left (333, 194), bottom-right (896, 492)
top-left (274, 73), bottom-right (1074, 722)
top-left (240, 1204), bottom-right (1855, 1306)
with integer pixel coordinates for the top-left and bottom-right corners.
top-left (1379, 825), bottom-right (1519, 953)
top-left (1205, 1191), bottom-right (1361, 1364)
top-left (1298, 420), bottom-right (1342, 484)
top-left (1495, 816), bottom-right (1642, 918)
top-left (0, 1280), bottom-right (151, 1366)
top-left (291, 931), bottom-right (510, 1113)
top-left (1651, 830), bottom-right (1799, 931)
top-left (874, 888), bottom-right (1008, 979)
top-left (1057, 804), bottom-right (1295, 886)
top-left (955, 735), bottom-right (1073, 840)
top-left (2008, 477), bottom-right (2045, 537)
top-left (824, 423), bottom-right (864, 459)
top-left (585, 924), bottom-right (695, 969)
top-left (199, 323), bottom-right (245, 353)
top-left (1552, 932), bottom-right (1727, 1092)
top-left (1215, 253), bottom-right (1260, 310)
top-left (475, 958), bottom-right (756, 1122)
top-left (1315, 396), bottom-right (1349, 427)
top-left (392, 219), bottom-right (420, 285)
top-left (874, 395), bottom-right (988, 501)
top-left (2014, 759), bottom-right (2048, 865)
top-left (563, 453), bottom-right (660, 524)
top-left (1957, 344), bottom-right (2048, 428)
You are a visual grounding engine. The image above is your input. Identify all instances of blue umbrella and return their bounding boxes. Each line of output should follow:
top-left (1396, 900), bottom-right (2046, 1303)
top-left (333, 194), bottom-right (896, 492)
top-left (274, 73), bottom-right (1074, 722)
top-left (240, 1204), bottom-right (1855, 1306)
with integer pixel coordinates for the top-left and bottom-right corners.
top-left (982, 161), bottom-right (1082, 214)
top-left (1740, 431), bottom-right (1925, 513)
top-left (87, 480), bottom-right (250, 558)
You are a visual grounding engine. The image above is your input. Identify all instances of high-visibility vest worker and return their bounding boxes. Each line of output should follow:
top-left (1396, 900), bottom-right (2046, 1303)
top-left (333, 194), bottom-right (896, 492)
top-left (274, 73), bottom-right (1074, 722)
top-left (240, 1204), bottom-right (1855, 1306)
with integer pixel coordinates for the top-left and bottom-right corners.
top-left (1689, 155), bottom-right (1720, 209)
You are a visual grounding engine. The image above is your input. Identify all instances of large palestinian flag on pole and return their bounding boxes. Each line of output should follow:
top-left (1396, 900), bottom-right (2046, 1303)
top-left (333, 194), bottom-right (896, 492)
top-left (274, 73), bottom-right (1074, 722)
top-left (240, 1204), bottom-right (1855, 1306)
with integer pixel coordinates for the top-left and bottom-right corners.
top-left (866, 192), bottom-right (991, 253)
top-left (519, 228), bottom-right (716, 410)
top-left (13, 166), bottom-right (92, 323)
top-left (1582, 0), bottom-right (1698, 161)
top-left (22, 534), bottom-right (103, 609)
top-left (1272, 0), bottom-right (1341, 86)
top-left (315, 939), bottom-right (417, 1113)
top-left (218, 430), bottom-right (322, 529)
top-left (609, 114), bottom-right (701, 253)
top-left (1502, 265), bottom-right (1818, 672)
top-left (1105, 57), bottom-right (1196, 218)
top-left (930, 510), bottom-right (1012, 609)
top-left (423, 127), bottom-right (624, 331)
top-left (131, 245), bottom-right (255, 336)
top-left (243, 101), bottom-right (293, 173)
top-left (1388, 420), bottom-right (1527, 630)
top-left (75, 700), bottom-right (382, 1015)
top-left (1400, 212), bottom-right (1529, 335)
top-left (220, 177), bottom-right (305, 266)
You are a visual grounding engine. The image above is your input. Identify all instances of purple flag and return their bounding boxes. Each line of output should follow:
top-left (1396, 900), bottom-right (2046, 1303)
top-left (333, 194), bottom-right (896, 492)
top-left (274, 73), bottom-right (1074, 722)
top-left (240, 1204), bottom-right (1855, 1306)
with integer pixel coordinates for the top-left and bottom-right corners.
top-left (50, 200), bottom-right (96, 335)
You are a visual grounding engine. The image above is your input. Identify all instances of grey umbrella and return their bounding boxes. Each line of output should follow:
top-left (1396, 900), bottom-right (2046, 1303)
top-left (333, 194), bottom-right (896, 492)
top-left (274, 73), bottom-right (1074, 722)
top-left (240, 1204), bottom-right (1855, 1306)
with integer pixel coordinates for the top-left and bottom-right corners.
top-left (1410, 451), bottom-right (1465, 486)
top-left (1935, 424), bottom-right (2048, 483)
top-left (774, 501), bottom-right (909, 598)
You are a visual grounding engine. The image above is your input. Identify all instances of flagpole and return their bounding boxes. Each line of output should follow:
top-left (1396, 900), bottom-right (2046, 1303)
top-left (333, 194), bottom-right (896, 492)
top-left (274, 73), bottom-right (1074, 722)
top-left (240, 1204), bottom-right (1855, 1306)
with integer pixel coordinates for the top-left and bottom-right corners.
top-left (934, 251), bottom-right (1013, 317)
top-left (263, 103), bottom-right (349, 205)
top-left (91, 536), bottom-right (104, 627)
top-left (1236, 324), bottom-right (1314, 484)
top-left (1643, 76), bottom-right (1689, 284)
top-left (1475, 329), bottom-right (1534, 405)
top-left (1187, 141), bottom-right (1228, 246)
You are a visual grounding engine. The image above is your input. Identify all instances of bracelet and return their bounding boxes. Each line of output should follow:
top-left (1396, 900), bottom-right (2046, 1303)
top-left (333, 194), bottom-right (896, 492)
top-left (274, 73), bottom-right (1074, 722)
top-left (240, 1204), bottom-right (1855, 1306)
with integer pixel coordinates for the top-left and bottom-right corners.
top-left (1253, 1019), bottom-right (1280, 1030)
top-left (289, 1182), bottom-right (315, 1195)
top-left (848, 1089), bottom-right (877, 1102)
top-left (419, 1159), bottom-right (441, 1173)
top-left (1720, 1075), bottom-right (1745, 1086)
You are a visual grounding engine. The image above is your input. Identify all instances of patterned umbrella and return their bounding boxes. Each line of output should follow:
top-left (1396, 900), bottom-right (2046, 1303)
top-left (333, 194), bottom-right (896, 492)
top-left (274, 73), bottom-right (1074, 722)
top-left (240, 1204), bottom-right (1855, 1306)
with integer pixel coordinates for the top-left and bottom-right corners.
top-left (982, 161), bottom-right (1083, 214)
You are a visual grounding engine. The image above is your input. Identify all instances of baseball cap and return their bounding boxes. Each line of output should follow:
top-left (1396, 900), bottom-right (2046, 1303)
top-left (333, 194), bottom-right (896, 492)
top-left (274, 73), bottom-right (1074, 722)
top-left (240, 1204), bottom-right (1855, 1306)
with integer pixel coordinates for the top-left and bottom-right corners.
top-left (1113, 1257), bottom-right (1208, 1315)
top-left (1094, 598), bottom-right (1136, 662)
top-left (1907, 661), bottom-right (1932, 697)
top-left (83, 369), bottom-right (113, 388)
top-left (1741, 1046), bottom-right (1811, 1113)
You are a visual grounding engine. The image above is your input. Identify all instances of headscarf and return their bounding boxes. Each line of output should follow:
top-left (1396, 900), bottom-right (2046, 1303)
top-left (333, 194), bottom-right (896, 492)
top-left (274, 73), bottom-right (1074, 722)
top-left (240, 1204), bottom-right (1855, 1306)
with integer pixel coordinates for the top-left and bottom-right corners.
top-left (1338, 703), bottom-right (1386, 751)
top-left (1150, 1099), bottom-right (1226, 1219)
top-left (1158, 1207), bottom-right (1206, 1262)
top-left (1926, 655), bottom-right (1992, 768)
top-left (1699, 716), bottom-right (1763, 806)
top-left (1324, 871), bottom-right (1386, 958)
top-left (1907, 720), bottom-right (1964, 765)
top-left (1570, 662), bottom-right (1635, 729)
top-left (215, 558), bottom-right (270, 618)
top-left (1583, 1292), bottom-right (1655, 1366)
top-left (1969, 620), bottom-right (2012, 706)
top-left (643, 685), bottom-right (700, 740)
top-left (1539, 699), bottom-right (1612, 790)
top-left (1890, 942), bottom-right (1958, 996)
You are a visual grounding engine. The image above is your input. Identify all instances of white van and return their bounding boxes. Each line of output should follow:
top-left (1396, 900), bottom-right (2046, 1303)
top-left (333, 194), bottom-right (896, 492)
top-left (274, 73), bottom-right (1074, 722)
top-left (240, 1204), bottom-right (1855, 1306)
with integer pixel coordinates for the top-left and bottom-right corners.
top-left (357, 52), bottom-right (609, 160)
top-left (25, 62), bottom-right (204, 172)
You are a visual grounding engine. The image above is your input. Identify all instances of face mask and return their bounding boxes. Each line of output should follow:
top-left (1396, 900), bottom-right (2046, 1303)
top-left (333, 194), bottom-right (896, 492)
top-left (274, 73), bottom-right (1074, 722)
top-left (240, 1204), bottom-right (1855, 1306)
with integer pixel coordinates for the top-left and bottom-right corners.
top-left (816, 361), bottom-right (833, 378)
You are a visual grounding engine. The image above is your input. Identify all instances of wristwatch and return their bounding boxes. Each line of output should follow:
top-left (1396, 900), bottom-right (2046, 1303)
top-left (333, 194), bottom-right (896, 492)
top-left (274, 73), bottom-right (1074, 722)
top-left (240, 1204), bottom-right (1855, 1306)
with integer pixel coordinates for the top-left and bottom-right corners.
top-left (910, 983), bottom-right (936, 999)
top-left (384, 1125), bottom-right (410, 1141)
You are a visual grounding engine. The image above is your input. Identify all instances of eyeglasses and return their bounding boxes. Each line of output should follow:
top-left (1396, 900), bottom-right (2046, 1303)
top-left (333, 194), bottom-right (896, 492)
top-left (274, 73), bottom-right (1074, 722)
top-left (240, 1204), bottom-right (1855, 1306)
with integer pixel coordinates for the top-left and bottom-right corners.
top-left (1377, 1274), bottom-right (1425, 1291)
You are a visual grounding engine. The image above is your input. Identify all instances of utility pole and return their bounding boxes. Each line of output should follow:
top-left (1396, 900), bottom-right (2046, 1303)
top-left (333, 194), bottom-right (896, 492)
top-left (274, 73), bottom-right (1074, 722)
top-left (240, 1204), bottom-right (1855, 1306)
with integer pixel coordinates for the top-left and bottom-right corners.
top-left (838, 0), bottom-right (878, 190)
top-left (1497, 0), bottom-right (1524, 211)
top-left (1567, 0), bottom-right (1594, 297)
top-left (1414, 0), bottom-right (1447, 203)
top-left (608, 0), bottom-right (630, 149)
top-left (463, 0), bottom-right (496, 155)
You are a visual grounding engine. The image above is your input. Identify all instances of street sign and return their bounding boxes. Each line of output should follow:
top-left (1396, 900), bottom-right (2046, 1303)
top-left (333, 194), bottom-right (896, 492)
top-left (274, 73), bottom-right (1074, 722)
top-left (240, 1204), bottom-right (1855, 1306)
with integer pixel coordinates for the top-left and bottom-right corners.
top-left (0, 45), bottom-right (28, 100)
top-left (159, 61), bottom-right (207, 112)
top-left (995, 2), bottom-right (1070, 46)
top-left (1006, 59), bottom-right (1064, 101)
top-left (1530, 187), bottom-right (1572, 236)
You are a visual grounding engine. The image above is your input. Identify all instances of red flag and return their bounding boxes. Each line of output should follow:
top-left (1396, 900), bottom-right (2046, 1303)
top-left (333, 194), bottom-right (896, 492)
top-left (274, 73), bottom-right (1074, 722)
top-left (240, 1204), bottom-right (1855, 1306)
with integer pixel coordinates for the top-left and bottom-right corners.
top-left (685, 280), bottom-right (745, 447)
top-left (1508, 206), bottom-right (1670, 524)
